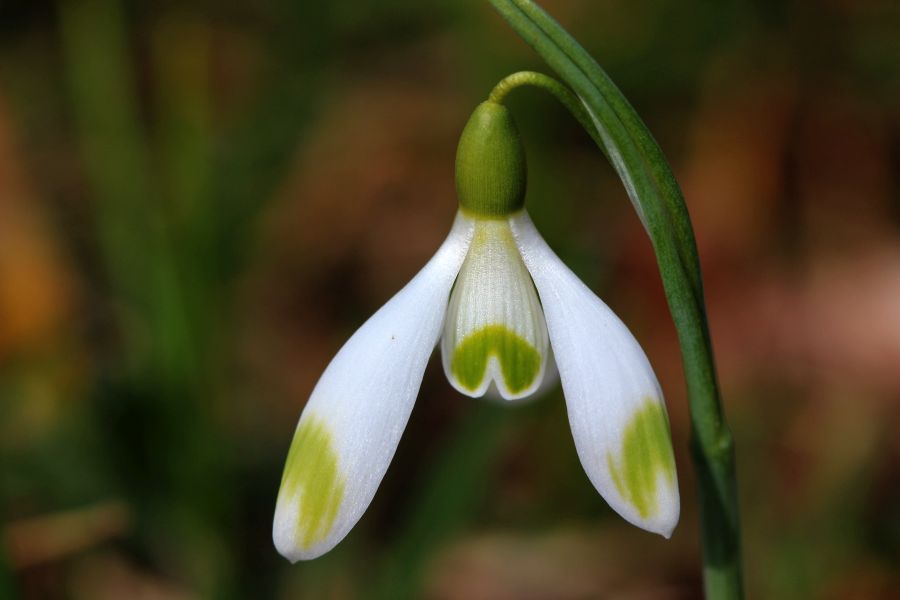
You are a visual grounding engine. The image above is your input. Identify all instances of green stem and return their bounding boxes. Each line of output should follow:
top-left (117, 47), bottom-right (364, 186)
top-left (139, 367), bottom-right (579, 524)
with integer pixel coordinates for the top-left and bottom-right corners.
top-left (488, 71), bottom-right (607, 158)
top-left (486, 2), bottom-right (743, 598)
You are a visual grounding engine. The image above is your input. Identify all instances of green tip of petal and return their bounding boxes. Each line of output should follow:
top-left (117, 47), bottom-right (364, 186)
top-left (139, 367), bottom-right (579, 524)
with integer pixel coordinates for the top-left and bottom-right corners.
top-left (451, 324), bottom-right (542, 395)
top-left (279, 416), bottom-right (346, 549)
top-left (607, 400), bottom-right (676, 519)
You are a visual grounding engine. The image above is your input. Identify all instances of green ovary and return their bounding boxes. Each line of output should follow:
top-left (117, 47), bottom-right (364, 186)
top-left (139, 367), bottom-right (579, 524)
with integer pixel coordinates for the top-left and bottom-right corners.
top-left (451, 324), bottom-right (541, 394)
top-left (279, 416), bottom-right (345, 549)
top-left (607, 401), bottom-right (676, 518)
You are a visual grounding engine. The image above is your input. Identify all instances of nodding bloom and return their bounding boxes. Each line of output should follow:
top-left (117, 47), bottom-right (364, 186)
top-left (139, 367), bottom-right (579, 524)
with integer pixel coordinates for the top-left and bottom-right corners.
top-left (274, 100), bottom-right (679, 562)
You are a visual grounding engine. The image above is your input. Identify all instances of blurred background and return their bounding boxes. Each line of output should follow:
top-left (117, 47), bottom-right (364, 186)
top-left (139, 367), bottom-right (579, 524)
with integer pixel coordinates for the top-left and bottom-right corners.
top-left (1, 0), bottom-right (899, 598)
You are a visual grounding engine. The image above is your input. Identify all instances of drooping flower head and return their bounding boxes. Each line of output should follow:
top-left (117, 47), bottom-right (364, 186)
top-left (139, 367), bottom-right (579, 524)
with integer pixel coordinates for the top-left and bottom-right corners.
top-left (273, 99), bottom-right (679, 562)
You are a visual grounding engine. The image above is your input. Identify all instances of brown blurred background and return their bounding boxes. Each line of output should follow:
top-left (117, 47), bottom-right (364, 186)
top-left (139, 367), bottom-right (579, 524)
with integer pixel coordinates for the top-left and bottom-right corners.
top-left (1, 0), bottom-right (899, 598)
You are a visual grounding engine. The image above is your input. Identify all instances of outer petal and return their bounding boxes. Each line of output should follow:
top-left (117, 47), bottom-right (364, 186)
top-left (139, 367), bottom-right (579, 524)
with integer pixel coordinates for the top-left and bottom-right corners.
top-left (273, 213), bottom-right (473, 561)
top-left (509, 211), bottom-right (679, 537)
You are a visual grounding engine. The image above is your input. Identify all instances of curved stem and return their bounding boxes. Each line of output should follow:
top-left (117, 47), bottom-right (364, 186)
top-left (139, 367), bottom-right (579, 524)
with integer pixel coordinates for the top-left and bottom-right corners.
top-left (488, 71), bottom-right (607, 159)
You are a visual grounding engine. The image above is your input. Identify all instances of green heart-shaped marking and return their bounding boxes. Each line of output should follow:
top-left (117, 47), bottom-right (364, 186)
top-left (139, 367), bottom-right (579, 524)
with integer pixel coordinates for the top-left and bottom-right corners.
top-left (451, 324), bottom-right (542, 394)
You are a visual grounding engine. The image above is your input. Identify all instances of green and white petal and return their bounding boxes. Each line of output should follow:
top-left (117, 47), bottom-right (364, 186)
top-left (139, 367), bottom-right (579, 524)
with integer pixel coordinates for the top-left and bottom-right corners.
top-left (274, 213), bottom-right (474, 562)
top-left (509, 212), bottom-right (679, 537)
top-left (441, 217), bottom-right (550, 400)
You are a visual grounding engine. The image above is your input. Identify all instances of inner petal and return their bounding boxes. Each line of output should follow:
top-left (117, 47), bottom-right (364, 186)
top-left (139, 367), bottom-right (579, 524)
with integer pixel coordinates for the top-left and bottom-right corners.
top-left (441, 218), bottom-right (550, 400)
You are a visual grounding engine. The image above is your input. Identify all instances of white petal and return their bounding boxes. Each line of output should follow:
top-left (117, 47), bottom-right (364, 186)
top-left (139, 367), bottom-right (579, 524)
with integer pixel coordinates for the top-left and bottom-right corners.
top-left (440, 218), bottom-right (550, 400)
top-left (273, 213), bottom-right (474, 561)
top-left (509, 211), bottom-right (679, 537)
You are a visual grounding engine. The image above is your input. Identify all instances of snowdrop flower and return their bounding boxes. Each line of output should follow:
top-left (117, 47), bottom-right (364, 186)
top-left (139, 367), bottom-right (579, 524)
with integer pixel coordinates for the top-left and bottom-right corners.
top-left (274, 100), bottom-right (679, 562)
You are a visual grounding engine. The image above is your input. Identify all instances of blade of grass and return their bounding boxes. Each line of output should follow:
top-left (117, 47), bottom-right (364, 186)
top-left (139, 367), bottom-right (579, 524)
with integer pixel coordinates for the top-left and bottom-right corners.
top-left (58, 0), bottom-right (194, 380)
top-left (59, 2), bottom-right (233, 596)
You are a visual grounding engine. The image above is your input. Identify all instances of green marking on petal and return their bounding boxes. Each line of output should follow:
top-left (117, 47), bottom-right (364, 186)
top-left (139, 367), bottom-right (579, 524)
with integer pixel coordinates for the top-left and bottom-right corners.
top-left (607, 400), bottom-right (676, 518)
top-left (279, 415), bottom-right (345, 549)
top-left (451, 324), bottom-right (541, 394)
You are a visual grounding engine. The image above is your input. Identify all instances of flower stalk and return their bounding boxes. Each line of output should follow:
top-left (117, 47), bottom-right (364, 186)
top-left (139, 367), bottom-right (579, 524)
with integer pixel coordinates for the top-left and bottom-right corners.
top-left (486, 1), bottom-right (744, 598)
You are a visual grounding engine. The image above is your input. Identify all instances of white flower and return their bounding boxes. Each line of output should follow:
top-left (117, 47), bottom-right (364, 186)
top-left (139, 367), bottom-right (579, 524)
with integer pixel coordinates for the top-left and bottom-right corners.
top-left (273, 101), bottom-right (680, 562)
